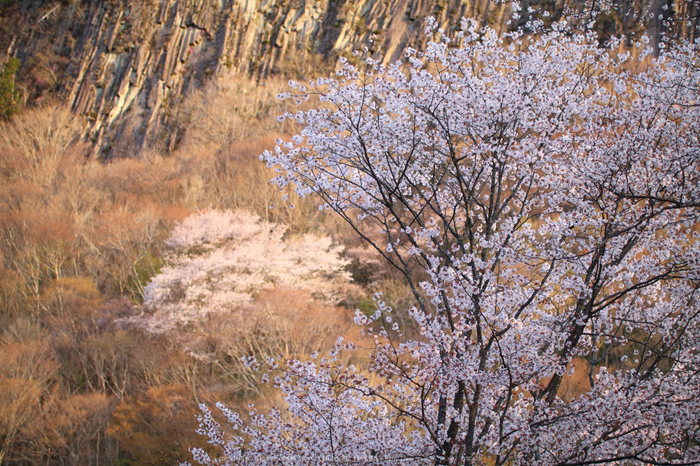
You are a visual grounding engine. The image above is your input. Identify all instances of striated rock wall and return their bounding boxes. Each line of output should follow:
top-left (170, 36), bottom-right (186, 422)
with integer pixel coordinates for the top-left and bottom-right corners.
top-left (0, 0), bottom-right (523, 157)
top-left (2, 0), bottom-right (693, 158)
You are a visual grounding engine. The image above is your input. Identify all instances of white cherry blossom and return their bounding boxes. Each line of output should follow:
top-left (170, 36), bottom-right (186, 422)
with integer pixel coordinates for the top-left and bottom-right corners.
top-left (125, 209), bottom-right (350, 333)
top-left (191, 19), bottom-right (700, 466)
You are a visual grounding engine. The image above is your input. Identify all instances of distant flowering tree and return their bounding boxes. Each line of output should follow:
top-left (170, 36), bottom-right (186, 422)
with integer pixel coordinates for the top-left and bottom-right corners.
top-left (190, 17), bottom-right (700, 466)
top-left (127, 209), bottom-right (350, 333)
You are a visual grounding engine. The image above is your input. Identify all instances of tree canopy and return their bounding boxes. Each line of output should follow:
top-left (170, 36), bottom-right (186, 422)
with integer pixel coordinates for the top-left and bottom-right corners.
top-left (190, 15), bottom-right (700, 466)
top-left (126, 209), bottom-right (351, 334)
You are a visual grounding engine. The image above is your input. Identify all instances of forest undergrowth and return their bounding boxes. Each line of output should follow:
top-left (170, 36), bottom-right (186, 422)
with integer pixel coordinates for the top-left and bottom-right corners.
top-left (0, 71), bottom-right (407, 464)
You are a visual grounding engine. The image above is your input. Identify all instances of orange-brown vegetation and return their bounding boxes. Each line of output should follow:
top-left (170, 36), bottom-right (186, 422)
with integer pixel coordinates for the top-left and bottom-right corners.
top-left (0, 71), bottom-right (396, 463)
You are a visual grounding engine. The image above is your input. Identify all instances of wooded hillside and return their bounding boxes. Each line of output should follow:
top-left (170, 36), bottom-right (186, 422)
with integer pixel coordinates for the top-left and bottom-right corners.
top-left (1, 0), bottom-right (699, 464)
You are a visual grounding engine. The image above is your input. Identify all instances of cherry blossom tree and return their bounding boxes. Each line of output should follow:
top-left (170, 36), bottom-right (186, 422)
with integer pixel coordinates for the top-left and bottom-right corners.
top-left (190, 18), bottom-right (700, 466)
top-left (125, 209), bottom-right (351, 334)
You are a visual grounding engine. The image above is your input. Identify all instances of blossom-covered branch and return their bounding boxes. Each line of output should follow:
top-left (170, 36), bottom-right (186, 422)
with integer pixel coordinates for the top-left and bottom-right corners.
top-left (191, 17), bottom-right (700, 466)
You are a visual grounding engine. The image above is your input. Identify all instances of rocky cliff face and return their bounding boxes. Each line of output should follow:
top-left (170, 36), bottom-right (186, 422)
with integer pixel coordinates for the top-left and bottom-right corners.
top-left (0, 0), bottom-right (473, 157)
top-left (1, 0), bottom-right (690, 158)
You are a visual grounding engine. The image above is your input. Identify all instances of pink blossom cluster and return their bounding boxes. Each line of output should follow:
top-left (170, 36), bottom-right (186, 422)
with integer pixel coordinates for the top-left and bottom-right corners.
top-left (191, 17), bottom-right (700, 466)
top-left (125, 209), bottom-right (351, 333)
